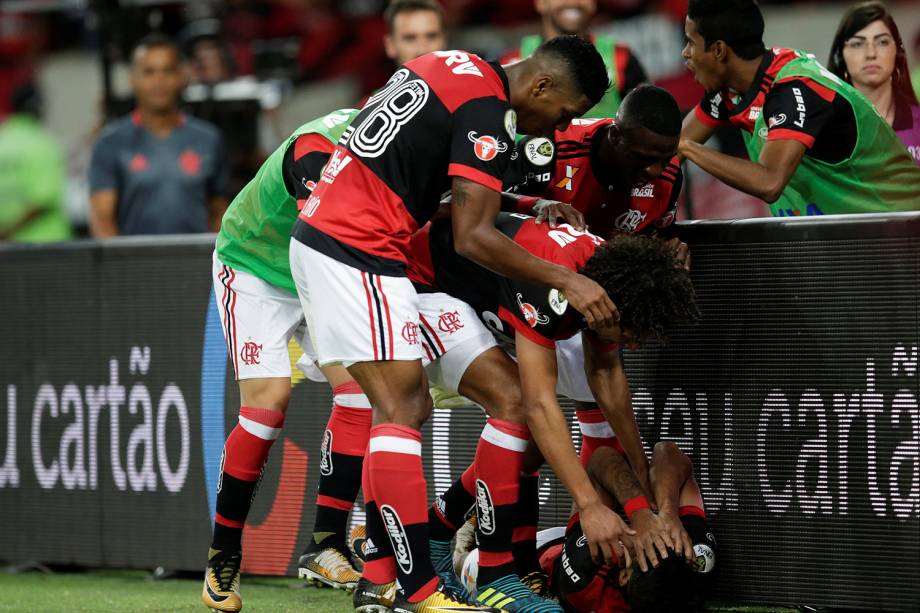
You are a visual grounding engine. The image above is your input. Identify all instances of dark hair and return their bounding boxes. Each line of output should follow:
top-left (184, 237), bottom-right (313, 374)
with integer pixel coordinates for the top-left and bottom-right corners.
top-left (828, 2), bottom-right (919, 106)
top-left (11, 83), bottom-right (41, 117)
top-left (131, 32), bottom-right (179, 63)
top-left (384, 0), bottom-right (446, 33)
top-left (579, 235), bottom-right (699, 343)
top-left (618, 85), bottom-right (682, 137)
top-left (534, 35), bottom-right (610, 105)
top-left (627, 554), bottom-right (702, 613)
top-left (687, 0), bottom-right (765, 61)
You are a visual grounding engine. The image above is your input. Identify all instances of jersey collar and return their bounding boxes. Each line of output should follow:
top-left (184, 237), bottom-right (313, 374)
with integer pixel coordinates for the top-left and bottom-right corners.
top-left (488, 61), bottom-right (512, 101)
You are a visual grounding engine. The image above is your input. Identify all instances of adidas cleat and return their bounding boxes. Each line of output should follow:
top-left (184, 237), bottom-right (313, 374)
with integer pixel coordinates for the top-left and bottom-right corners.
top-left (298, 547), bottom-right (361, 591)
top-left (475, 574), bottom-right (562, 612)
top-left (353, 576), bottom-right (398, 613)
top-left (349, 524), bottom-right (368, 571)
top-left (392, 580), bottom-right (501, 612)
top-left (202, 548), bottom-right (242, 612)
top-left (519, 571), bottom-right (553, 600)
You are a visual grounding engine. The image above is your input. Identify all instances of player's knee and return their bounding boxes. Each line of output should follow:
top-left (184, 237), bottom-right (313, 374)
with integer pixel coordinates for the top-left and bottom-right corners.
top-left (653, 440), bottom-right (690, 465)
top-left (483, 384), bottom-right (524, 423)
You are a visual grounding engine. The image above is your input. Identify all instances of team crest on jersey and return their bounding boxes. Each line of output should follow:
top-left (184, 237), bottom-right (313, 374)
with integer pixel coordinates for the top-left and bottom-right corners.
top-left (548, 289), bottom-right (568, 315)
top-left (517, 293), bottom-right (550, 328)
top-left (556, 165), bottom-right (579, 191)
top-left (504, 109), bottom-right (517, 140)
top-left (524, 137), bottom-right (554, 166)
top-left (615, 209), bottom-right (647, 232)
top-left (438, 311), bottom-right (464, 334)
top-left (468, 132), bottom-right (508, 162)
top-left (401, 321), bottom-right (419, 345)
top-left (240, 341), bottom-right (262, 365)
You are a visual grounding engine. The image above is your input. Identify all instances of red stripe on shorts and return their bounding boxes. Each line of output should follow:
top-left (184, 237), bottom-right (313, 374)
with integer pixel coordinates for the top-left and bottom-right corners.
top-left (419, 314), bottom-right (445, 353)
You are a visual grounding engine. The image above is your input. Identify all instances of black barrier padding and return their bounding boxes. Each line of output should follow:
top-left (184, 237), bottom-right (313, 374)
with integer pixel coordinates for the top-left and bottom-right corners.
top-left (0, 214), bottom-right (918, 611)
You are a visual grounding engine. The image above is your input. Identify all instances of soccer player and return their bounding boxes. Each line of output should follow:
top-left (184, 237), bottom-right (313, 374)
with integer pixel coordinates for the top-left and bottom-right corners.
top-left (289, 37), bottom-right (612, 613)
top-left (500, 0), bottom-right (648, 118)
top-left (384, 0), bottom-right (448, 67)
top-left (457, 440), bottom-right (717, 613)
top-left (407, 218), bottom-right (699, 609)
top-left (679, 0), bottom-right (920, 216)
top-left (202, 108), bottom-right (369, 612)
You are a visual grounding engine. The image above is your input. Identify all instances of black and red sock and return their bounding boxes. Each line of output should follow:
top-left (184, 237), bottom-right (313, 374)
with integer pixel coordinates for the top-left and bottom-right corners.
top-left (361, 439), bottom-right (397, 585)
top-left (429, 464), bottom-right (475, 542)
top-left (211, 406), bottom-right (284, 552)
top-left (512, 471), bottom-right (541, 577)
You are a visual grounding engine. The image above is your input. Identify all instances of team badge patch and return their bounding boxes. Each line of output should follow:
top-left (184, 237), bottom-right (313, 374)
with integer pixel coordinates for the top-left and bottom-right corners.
top-left (525, 137), bottom-right (554, 166)
top-left (548, 289), bottom-right (568, 315)
top-left (517, 293), bottom-right (550, 328)
top-left (504, 109), bottom-right (517, 140)
top-left (468, 131), bottom-right (508, 162)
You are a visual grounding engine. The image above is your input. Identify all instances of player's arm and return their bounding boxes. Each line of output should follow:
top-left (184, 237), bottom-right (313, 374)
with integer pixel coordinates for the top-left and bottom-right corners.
top-left (582, 336), bottom-right (651, 496)
top-left (678, 137), bottom-right (805, 203)
top-left (89, 189), bottom-right (119, 237)
top-left (450, 177), bottom-right (615, 329)
top-left (680, 109), bottom-right (717, 146)
top-left (650, 441), bottom-right (696, 559)
top-left (587, 446), bottom-right (672, 571)
top-left (516, 330), bottom-right (635, 562)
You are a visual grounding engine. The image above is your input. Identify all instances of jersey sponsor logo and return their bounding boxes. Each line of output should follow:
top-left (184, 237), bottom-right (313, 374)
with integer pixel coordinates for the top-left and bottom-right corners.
top-left (548, 289), bottom-right (568, 315)
top-left (504, 109), bottom-right (517, 140)
top-left (517, 293), bottom-right (550, 328)
top-left (475, 479), bottom-right (496, 535)
top-left (438, 311), bottom-right (464, 334)
top-left (615, 209), bottom-right (647, 232)
top-left (179, 149), bottom-right (201, 176)
top-left (401, 321), bottom-right (419, 345)
top-left (319, 429), bottom-right (333, 476)
top-left (575, 535), bottom-right (587, 548)
top-left (556, 165), bottom-right (580, 191)
top-left (630, 183), bottom-right (655, 198)
top-left (709, 93), bottom-right (723, 119)
top-left (468, 131), bottom-right (508, 162)
top-left (434, 50), bottom-right (483, 77)
top-left (560, 549), bottom-right (581, 582)
top-left (691, 543), bottom-right (716, 573)
top-left (240, 341), bottom-right (262, 365)
top-left (364, 537), bottom-right (378, 555)
top-left (768, 113), bottom-right (787, 128)
top-left (380, 504), bottom-right (413, 574)
top-left (321, 149), bottom-right (353, 184)
top-left (747, 106), bottom-right (762, 121)
top-left (524, 137), bottom-right (554, 166)
top-left (792, 87), bottom-right (807, 128)
top-left (129, 153), bottom-right (149, 173)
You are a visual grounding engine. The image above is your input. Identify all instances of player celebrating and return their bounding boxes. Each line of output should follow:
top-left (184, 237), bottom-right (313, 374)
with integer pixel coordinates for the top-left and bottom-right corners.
top-left (407, 216), bottom-right (698, 608)
top-left (679, 0), bottom-right (920, 216)
top-left (289, 38), bottom-right (612, 613)
top-left (500, 0), bottom-right (648, 118)
top-left (457, 440), bottom-right (717, 613)
top-left (202, 108), bottom-right (372, 612)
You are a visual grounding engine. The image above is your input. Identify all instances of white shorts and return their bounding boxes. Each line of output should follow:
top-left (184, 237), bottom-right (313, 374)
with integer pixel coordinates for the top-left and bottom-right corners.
top-left (417, 292), bottom-right (498, 393)
top-left (289, 240), bottom-right (424, 366)
top-left (212, 251), bottom-right (319, 381)
top-left (555, 333), bottom-right (595, 403)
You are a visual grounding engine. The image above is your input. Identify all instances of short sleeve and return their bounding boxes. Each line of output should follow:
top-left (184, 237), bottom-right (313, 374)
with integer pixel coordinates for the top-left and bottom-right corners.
top-left (282, 133), bottom-right (334, 200)
top-left (502, 135), bottom-right (556, 196)
top-left (208, 132), bottom-right (232, 198)
top-left (448, 96), bottom-right (515, 192)
top-left (763, 79), bottom-right (837, 149)
top-left (88, 131), bottom-right (119, 194)
top-left (693, 91), bottom-right (730, 129)
top-left (497, 281), bottom-right (574, 349)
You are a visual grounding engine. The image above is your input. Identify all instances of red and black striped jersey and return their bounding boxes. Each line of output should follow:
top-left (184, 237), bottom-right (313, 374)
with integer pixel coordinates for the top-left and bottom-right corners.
top-left (407, 213), bottom-right (603, 349)
top-left (505, 117), bottom-right (682, 237)
top-left (293, 50), bottom-right (517, 276)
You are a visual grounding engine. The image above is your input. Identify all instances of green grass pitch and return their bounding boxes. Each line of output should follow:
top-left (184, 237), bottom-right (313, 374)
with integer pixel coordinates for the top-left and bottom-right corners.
top-left (0, 568), bottom-right (798, 612)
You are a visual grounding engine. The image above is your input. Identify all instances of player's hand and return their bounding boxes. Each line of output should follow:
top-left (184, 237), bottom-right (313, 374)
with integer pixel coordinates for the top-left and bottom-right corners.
top-left (562, 273), bottom-right (619, 330)
top-left (663, 237), bottom-right (691, 271)
top-left (627, 508), bottom-right (673, 572)
top-left (579, 501), bottom-right (636, 564)
top-left (659, 508), bottom-right (695, 560)
top-left (533, 199), bottom-right (586, 230)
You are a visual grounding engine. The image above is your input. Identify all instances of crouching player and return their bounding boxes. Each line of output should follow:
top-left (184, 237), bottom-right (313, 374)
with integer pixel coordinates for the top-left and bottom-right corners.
top-left (458, 440), bottom-right (718, 613)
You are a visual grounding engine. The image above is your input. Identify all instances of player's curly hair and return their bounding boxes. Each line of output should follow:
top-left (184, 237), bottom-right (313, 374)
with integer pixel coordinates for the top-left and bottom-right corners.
top-left (578, 235), bottom-right (699, 343)
top-left (627, 554), bottom-right (702, 613)
top-left (535, 35), bottom-right (610, 106)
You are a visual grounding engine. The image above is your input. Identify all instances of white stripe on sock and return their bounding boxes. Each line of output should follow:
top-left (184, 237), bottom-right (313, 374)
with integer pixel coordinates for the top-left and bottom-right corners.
top-left (238, 414), bottom-right (282, 441)
top-left (481, 422), bottom-right (528, 452)
top-left (369, 435), bottom-right (421, 455)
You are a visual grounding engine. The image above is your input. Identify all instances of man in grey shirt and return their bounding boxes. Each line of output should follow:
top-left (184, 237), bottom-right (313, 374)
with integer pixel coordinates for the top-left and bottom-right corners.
top-left (89, 33), bottom-right (230, 236)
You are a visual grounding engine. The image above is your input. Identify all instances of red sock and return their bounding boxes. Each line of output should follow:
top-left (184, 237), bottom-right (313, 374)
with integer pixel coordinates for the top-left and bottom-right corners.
top-left (576, 407), bottom-right (622, 468)
top-left (473, 418), bottom-right (528, 585)
top-left (368, 424), bottom-right (437, 602)
top-left (211, 407), bottom-right (284, 550)
top-left (311, 381), bottom-right (372, 548)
